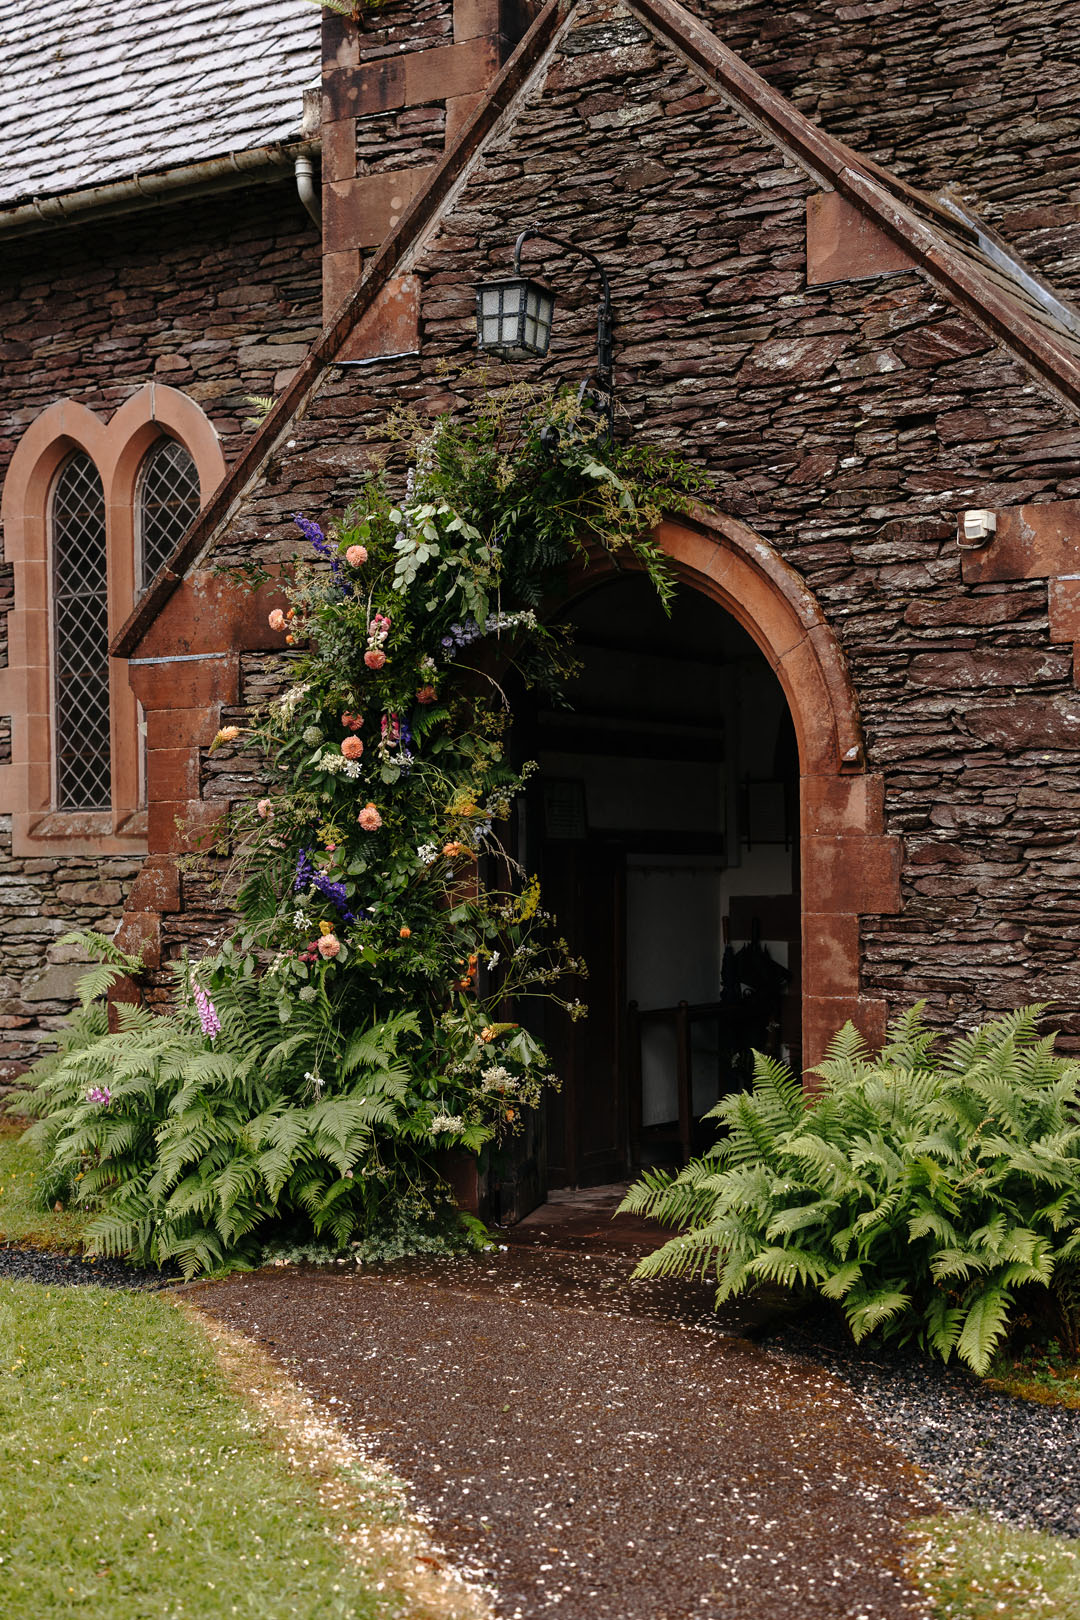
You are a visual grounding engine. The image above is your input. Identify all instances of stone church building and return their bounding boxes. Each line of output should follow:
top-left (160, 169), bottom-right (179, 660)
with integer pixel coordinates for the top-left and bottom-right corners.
top-left (4, 0), bottom-right (1080, 1194)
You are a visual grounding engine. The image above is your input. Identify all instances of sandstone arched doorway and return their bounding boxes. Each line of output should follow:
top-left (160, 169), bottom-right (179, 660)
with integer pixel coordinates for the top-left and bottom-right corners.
top-left (497, 508), bottom-right (901, 1215)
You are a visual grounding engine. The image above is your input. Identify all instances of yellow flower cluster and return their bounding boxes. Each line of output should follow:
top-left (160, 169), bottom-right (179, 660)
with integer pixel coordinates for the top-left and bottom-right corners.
top-left (515, 876), bottom-right (541, 922)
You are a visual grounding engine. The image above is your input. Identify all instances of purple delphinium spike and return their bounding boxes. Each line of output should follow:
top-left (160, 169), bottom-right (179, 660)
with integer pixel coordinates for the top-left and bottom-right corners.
top-left (293, 513), bottom-right (352, 597)
top-left (294, 848), bottom-right (357, 924)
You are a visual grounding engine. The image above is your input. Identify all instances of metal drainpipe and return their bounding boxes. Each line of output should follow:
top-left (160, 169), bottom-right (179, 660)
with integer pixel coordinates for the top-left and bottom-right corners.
top-left (0, 140), bottom-right (321, 238)
top-left (294, 154), bottom-right (322, 229)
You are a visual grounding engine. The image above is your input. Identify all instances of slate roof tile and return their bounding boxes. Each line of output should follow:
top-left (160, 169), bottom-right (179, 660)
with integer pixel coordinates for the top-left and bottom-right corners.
top-left (0, 0), bottom-right (321, 208)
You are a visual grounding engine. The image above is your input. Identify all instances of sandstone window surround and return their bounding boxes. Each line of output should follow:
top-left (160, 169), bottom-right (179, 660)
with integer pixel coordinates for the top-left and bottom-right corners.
top-left (0, 385), bottom-right (226, 857)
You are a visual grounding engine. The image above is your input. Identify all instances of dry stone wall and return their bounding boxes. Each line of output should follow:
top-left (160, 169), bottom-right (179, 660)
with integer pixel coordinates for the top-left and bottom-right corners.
top-left (172, 0), bottom-right (1080, 1052)
top-left (692, 0), bottom-right (1080, 297)
top-left (0, 185), bottom-right (322, 1086)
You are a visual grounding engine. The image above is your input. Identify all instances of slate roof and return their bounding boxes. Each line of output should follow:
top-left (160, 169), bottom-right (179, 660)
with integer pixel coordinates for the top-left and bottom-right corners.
top-left (0, 0), bottom-right (321, 209)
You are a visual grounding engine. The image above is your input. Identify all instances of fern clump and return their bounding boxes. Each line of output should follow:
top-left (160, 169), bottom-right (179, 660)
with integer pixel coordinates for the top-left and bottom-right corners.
top-left (621, 1006), bottom-right (1080, 1374)
top-left (21, 947), bottom-right (460, 1278)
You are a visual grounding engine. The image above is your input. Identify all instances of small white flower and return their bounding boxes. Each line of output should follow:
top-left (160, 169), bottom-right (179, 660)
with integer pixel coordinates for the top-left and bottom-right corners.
top-left (342, 758), bottom-right (363, 779)
top-left (417, 843), bottom-right (438, 865)
top-left (431, 1111), bottom-right (464, 1134)
top-left (299, 985), bottom-right (317, 1002)
top-left (276, 682), bottom-right (311, 718)
top-left (488, 950), bottom-right (500, 970)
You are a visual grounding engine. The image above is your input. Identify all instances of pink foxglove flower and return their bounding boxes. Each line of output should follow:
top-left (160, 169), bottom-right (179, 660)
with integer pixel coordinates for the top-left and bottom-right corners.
top-left (194, 986), bottom-right (222, 1040)
top-left (357, 803), bottom-right (382, 831)
top-left (86, 1086), bottom-right (112, 1107)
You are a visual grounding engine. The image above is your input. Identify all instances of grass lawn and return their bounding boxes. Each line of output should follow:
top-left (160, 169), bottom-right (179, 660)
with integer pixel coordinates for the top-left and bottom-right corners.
top-left (910, 1514), bottom-right (1080, 1619)
top-left (0, 1116), bottom-right (84, 1251)
top-left (0, 1279), bottom-right (488, 1620)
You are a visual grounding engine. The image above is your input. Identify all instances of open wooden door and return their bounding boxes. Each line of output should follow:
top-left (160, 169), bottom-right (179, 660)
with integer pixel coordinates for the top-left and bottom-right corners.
top-left (540, 837), bottom-right (627, 1188)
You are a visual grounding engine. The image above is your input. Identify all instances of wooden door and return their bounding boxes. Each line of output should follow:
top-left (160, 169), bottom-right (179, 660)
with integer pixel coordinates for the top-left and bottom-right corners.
top-left (541, 838), bottom-right (627, 1187)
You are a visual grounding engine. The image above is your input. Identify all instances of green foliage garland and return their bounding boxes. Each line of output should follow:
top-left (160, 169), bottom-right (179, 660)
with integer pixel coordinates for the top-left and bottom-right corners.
top-left (621, 1005), bottom-right (1080, 1373)
top-left (24, 386), bottom-right (706, 1275)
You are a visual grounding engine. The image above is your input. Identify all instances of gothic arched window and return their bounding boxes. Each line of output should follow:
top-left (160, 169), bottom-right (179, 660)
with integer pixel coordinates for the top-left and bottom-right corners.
top-left (51, 452), bottom-right (112, 811)
top-left (138, 437), bottom-right (201, 591)
top-left (0, 386), bottom-right (226, 856)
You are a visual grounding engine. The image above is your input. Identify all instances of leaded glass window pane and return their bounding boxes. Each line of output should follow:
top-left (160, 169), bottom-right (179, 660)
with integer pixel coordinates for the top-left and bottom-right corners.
top-left (138, 437), bottom-right (200, 589)
top-left (51, 452), bottom-right (111, 811)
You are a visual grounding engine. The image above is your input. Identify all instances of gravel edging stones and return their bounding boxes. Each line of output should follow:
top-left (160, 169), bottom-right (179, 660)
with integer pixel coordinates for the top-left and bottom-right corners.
top-left (772, 1315), bottom-right (1080, 1541)
top-left (0, 1244), bottom-right (178, 1290)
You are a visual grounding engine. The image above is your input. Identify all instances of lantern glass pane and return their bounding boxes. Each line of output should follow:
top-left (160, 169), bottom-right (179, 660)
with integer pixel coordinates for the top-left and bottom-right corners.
top-left (481, 287), bottom-right (502, 316)
top-left (482, 316), bottom-right (502, 344)
top-left (523, 316), bottom-right (538, 349)
top-left (503, 283), bottom-right (524, 313)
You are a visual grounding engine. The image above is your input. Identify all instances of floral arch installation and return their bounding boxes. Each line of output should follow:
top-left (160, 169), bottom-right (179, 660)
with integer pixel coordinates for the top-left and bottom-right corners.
top-left (0, 385), bottom-right (226, 856)
top-left (567, 508), bottom-right (902, 1072)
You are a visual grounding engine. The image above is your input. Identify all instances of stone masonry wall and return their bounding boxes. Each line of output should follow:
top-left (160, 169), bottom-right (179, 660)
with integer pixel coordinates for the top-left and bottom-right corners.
top-left (164, 0), bottom-right (1080, 1055)
top-left (320, 0), bottom-right (538, 313)
top-left (0, 184), bottom-right (322, 1087)
top-left (692, 0), bottom-right (1080, 296)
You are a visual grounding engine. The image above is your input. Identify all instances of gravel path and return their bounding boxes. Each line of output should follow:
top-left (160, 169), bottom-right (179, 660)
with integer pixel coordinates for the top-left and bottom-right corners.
top-left (11, 1232), bottom-right (1080, 1612)
top-left (187, 1248), bottom-right (938, 1620)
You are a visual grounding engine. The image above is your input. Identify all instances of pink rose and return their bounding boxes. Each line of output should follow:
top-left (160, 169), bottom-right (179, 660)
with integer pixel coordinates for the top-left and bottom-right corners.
top-left (358, 803), bottom-right (382, 832)
top-left (345, 545), bottom-right (368, 567)
top-left (341, 736), bottom-right (363, 760)
top-left (364, 650), bottom-right (387, 670)
top-left (256, 798), bottom-right (274, 819)
top-left (317, 934), bottom-right (341, 959)
top-left (341, 712), bottom-right (363, 731)
top-left (268, 608), bottom-right (286, 632)
top-left (416, 685), bottom-right (437, 704)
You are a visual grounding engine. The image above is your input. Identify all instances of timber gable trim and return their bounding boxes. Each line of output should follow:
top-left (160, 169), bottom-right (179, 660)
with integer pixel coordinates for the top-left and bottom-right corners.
top-left (111, 0), bottom-right (572, 659)
top-left (112, 0), bottom-right (1080, 660)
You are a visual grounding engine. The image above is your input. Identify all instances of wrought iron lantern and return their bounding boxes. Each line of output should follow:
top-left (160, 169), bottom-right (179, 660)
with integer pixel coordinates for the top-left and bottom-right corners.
top-left (475, 274), bottom-right (555, 361)
top-left (475, 226), bottom-right (615, 434)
